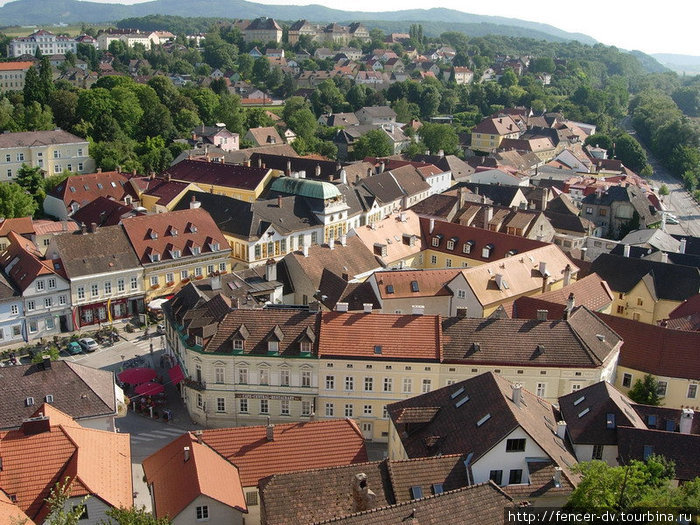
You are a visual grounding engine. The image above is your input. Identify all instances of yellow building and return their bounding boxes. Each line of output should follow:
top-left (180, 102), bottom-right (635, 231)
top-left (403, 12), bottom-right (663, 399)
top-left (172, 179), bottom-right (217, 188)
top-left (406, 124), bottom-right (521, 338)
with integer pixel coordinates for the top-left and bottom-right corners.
top-left (133, 178), bottom-right (203, 213)
top-left (470, 115), bottom-right (522, 151)
top-left (121, 208), bottom-right (232, 301)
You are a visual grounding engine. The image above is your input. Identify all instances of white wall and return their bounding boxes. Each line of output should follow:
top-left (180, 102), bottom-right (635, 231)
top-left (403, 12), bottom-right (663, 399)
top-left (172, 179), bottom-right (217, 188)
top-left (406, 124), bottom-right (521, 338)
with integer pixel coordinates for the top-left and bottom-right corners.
top-left (173, 494), bottom-right (245, 525)
top-left (573, 444), bottom-right (618, 465)
top-left (48, 495), bottom-right (112, 525)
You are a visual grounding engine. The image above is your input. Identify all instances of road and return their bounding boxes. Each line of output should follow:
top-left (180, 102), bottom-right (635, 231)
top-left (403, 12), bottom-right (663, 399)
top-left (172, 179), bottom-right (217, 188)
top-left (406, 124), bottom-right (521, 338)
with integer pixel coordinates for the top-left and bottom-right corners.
top-left (621, 116), bottom-right (700, 237)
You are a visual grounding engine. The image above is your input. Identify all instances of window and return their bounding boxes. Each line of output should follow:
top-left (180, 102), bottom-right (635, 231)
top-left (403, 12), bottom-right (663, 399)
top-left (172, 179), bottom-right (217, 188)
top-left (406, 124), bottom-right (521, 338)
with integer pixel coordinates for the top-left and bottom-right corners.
top-left (572, 384), bottom-right (581, 392)
top-left (325, 402), bottom-right (334, 416)
top-left (422, 379), bottom-right (431, 393)
top-left (688, 384), bottom-right (698, 399)
top-left (260, 399), bottom-right (269, 414)
top-left (383, 377), bottom-right (392, 392)
top-left (77, 148), bottom-right (83, 156)
top-left (27, 300), bottom-right (35, 311)
top-left (281, 399), bottom-right (290, 415)
top-left (489, 470), bottom-right (503, 485)
top-left (216, 397), bottom-right (225, 412)
top-left (599, 208), bottom-right (607, 216)
top-left (363, 404), bottom-right (372, 415)
top-left (180, 270), bottom-right (189, 280)
top-left (536, 383), bottom-right (546, 397)
top-left (302, 401), bottom-right (311, 416)
top-left (403, 378), bottom-right (412, 393)
top-left (90, 284), bottom-right (98, 297)
top-left (637, 297), bottom-right (644, 306)
top-left (29, 320), bottom-right (38, 333)
top-left (302, 370), bottom-right (311, 387)
top-left (215, 367), bottom-right (224, 384)
top-left (131, 276), bottom-right (138, 289)
top-left (10, 304), bottom-right (18, 315)
top-left (46, 317), bottom-right (55, 330)
top-left (364, 377), bottom-right (373, 391)
top-left (606, 413), bottom-right (616, 429)
top-left (150, 276), bottom-right (159, 287)
top-left (326, 375), bottom-right (335, 389)
top-left (48, 278), bottom-right (56, 289)
top-left (622, 373), bottom-right (632, 388)
top-left (446, 239), bottom-right (455, 250)
top-left (246, 491), bottom-right (258, 506)
top-left (280, 369), bottom-right (290, 386)
top-left (445, 258), bottom-right (452, 268)
top-left (195, 266), bottom-right (203, 277)
top-left (104, 281), bottom-right (112, 294)
top-left (17, 153), bottom-right (24, 161)
top-left (617, 305), bottom-right (625, 314)
top-left (430, 255), bottom-right (437, 265)
top-left (44, 297), bottom-right (52, 308)
top-left (219, 262), bottom-right (226, 272)
top-left (633, 313), bottom-right (641, 321)
top-left (508, 469), bottom-right (523, 484)
top-left (196, 393), bottom-right (203, 409)
top-left (259, 368), bottom-right (269, 385)
top-left (657, 381), bottom-right (668, 397)
top-left (36, 280), bottom-right (45, 291)
top-left (267, 341), bottom-right (279, 354)
top-left (345, 376), bottom-right (354, 391)
top-left (643, 445), bottom-right (654, 460)
top-left (117, 279), bottom-right (125, 292)
top-left (592, 444), bottom-right (604, 460)
top-left (300, 341), bottom-right (312, 354)
top-left (506, 438), bottom-right (526, 452)
top-left (195, 505), bottom-right (209, 520)
top-left (238, 367), bottom-right (248, 384)
top-left (585, 207), bottom-right (593, 214)
top-left (239, 399), bottom-right (248, 413)
top-left (344, 404), bottom-right (353, 417)
top-left (207, 264), bottom-right (215, 275)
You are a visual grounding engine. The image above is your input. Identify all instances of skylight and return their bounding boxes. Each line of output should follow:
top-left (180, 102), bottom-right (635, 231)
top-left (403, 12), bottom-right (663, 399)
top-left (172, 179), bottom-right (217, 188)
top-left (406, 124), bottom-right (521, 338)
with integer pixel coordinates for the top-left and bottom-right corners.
top-left (573, 396), bottom-right (585, 406)
top-left (450, 387), bottom-right (465, 399)
top-left (476, 413), bottom-right (491, 427)
top-left (455, 395), bottom-right (470, 408)
top-left (578, 408), bottom-right (590, 418)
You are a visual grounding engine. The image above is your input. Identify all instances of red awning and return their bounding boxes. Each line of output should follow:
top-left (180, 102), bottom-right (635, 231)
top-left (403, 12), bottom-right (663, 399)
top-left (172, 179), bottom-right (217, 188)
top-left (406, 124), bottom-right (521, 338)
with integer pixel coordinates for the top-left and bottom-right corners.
top-left (118, 367), bottom-right (157, 385)
top-left (168, 364), bottom-right (184, 384)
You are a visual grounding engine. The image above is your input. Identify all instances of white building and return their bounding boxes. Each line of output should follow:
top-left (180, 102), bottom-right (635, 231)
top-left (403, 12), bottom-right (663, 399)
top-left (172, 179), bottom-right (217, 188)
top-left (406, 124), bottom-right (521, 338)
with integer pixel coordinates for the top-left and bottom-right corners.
top-left (8, 29), bottom-right (81, 57)
top-left (0, 271), bottom-right (24, 346)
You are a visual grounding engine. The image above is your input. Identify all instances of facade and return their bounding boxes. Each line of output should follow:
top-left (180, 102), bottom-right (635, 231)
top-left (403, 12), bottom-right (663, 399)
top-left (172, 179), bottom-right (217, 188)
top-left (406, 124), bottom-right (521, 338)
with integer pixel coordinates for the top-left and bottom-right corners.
top-left (45, 225), bottom-right (144, 328)
top-left (0, 61), bottom-right (34, 93)
top-left (241, 18), bottom-right (283, 43)
top-left (8, 29), bottom-right (81, 57)
top-left (190, 124), bottom-right (239, 152)
top-left (0, 271), bottom-right (24, 346)
top-left (96, 29), bottom-right (158, 50)
top-left (0, 130), bottom-right (94, 180)
top-left (121, 209), bottom-right (231, 301)
top-left (471, 115), bottom-right (523, 151)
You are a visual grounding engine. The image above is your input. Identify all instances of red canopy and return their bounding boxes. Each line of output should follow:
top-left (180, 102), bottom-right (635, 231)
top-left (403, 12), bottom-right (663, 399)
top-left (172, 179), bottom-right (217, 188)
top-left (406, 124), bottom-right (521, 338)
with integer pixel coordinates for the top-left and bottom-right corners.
top-left (134, 382), bottom-right (165, 396)
top-left (168, 364), bottom-right (184, 384)
top-left (118, 367), bottom-right (157, 385)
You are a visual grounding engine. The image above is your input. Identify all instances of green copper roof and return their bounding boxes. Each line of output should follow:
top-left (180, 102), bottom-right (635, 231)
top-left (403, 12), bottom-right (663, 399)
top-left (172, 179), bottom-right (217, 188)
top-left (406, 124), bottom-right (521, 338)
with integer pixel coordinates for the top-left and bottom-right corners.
top-left (270, 176), bottom-right (341, 200)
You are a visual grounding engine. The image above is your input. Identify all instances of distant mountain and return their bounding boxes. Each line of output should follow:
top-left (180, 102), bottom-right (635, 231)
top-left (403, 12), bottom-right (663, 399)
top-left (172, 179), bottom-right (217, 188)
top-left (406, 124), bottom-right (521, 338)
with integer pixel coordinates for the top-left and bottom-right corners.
top-left (628, 50), bottom-right (670, 74)
top-left (651, 53), bottom-right (700, 75)
top-left (0, 0), bottom-right (597, 45)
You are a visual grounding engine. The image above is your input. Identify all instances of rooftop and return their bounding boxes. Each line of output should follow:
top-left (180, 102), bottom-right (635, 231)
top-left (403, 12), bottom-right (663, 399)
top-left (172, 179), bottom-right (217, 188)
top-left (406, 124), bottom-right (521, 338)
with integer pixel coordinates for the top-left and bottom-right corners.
top-left (162, 159), bottom-right (271, 191)
top-left (0, 129), bottom-right (88, 149)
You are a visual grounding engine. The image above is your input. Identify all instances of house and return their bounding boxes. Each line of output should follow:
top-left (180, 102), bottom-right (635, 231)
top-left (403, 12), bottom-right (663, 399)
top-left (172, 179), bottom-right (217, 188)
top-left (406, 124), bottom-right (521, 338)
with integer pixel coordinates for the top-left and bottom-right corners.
top-left (145, 419), bottom-right (367, 525)
top-left (334, 125), bottom-right (410, 160)
top-left (0, 61), bottom-right (35, 93)
top-left (96, 28), bottom-right (160, 50)
top-left (1, 129), bottom-right (94, 180)
top-left (355, 106), bottom-right (397, 126)
top-left (595, 313), bottom-right (700, 410)
top-left (241, 18), bottom-right (283, 43)
top-left (43, 170), bottom-right (131, 219)
top-left (0, 271), bottom-right (23, 346)
top-left (452, 66), bottom-right (474, 84)
top-left (581, 186), bottom-right (660, 237)
top-left (318, 112), bottom-right (360, 128)
top-left (136, 178), bottom-right (201, 213)
top-left (287, 20), bottom-right (318, 44)
top-left (664, 293), bottom-right (700, 331)
top-left (121, 208), bottom-right (231, 300)
top-left (500, 137), bottom-right (557, 163)
top-left (259, 456), bottom-right (510, 525)
top-left (142, 432), bottom-right (247, 525)
top-left (410, 193), bottom-right (460, 222)
top-left (0, 232), bottom-right (73, 338)
top-left (412, 153), bottom-right (475, 183)
top-left (190, 124), bottom-right (239, 152)
top-left (468, 167), bottom-right (530, 187)
top-left (70, 196), bottom-right (140, 227)
top-left (352, 210), bottom-right (422, 268)
top-left (452, 182), bottom-right (529, 208)
top-left (45, 225), bottom-right (144, 327)
top-left (244, 126), bottom-right (284, 147)
top-left (387, 372), bottom-right (578, 505)
top-left (161, 159), bottom-right (276, 202)
top-left (590, 253), bottom-right (700, 324)
top-left (471, 115), bottom-right (523, 151)
top-left (316, 269), bottom-right (380, 312)
top-left (8, 29), bottom-right (80, 57)
top-left (367, 268), bottom-right (460, 315)
top-left (0, 492), bottom-right (34, 525)
top-left (0, 360), bottom-right (122, 431)
top-left (0, 403), bottom-right (132, 525)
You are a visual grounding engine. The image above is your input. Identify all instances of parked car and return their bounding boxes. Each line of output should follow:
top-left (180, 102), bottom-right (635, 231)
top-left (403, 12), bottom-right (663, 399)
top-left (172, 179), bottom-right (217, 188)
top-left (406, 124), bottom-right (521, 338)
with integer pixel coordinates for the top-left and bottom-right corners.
top-left (78, 337), bottom-right (99, 352)
top-left (65, 341), bottom-right (83, 355)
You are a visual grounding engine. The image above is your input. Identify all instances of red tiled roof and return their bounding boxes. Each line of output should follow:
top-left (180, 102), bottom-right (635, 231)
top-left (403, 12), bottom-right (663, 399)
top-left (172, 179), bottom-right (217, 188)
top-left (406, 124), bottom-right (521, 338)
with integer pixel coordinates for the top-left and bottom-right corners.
top-left (142, 179), bottom-right (192, 205)
top-left (373, 269), bottom-right (460, 299)
top-left (0, 492), bottom-right (35, 525)
top-left (200, 419), bottom-right (367, 486)
top-left (0, 232), bottom-right (56, 292)
top-left (318, 311), bottom-right (442, 361)
top-left (49, 171), bottom-right (131, 209)
top-left (30, 220), bottom-right (80, 236)
top-left (596, 313), bottom-right (700, 380)
top-left (668, 293), bottom-right (700, 320)
top-left (143, 433), bottom-right (247, 520)
top-left (0, 61), bottom-right (34, 71)
top-left (163, 159), bottom-right (271, 191)
top-left (0, 217), bottom-right (34, 236)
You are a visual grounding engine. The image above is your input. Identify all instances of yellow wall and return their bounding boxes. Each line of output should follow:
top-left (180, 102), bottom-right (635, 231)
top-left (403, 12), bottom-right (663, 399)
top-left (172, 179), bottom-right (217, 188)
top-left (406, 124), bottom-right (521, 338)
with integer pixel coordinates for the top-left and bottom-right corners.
top-left (615, 365), bottom-right (700, 410)
top-left (610, 281), bottom-right (681, 324)
top-left (144, 256), bottom-right (230, 300)
top-left (420, 249), bottom-right (477, 269)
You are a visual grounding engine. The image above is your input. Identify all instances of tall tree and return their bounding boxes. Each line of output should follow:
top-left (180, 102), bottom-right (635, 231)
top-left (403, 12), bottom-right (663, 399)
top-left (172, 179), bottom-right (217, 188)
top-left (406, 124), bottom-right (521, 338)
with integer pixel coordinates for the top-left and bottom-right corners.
top-left (38, 55), bottom-right (54, 105)
top-left (627, 374), bottom-right (661, 406)
top-left (23, 66), bottom-right (42, 105)
top-left (352, 129), bottom-right (392, 160)
top-left (0, 182), bottom-right (38, 218)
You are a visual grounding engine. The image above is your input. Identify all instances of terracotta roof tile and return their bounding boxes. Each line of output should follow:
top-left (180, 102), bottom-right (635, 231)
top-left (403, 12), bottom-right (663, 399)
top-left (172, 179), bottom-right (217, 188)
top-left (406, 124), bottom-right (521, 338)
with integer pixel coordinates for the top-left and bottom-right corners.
top-left (49, 171), bottom-right (131, 211)
top-left (163, 159), bottom-right (271, 191)
top-left (318, 311), bottom-right (442, 361)
top-left (31, 219), bottom-right (80, 236)
top-left (0, 232), bottom-right (58, 293)
top-left (0, 217), bottom-right (34, 236)
top-left (0, 492), bottom-right (35, 525)
top-left (352, 211), bottom-right (422, 265)
top-left (373, 268), bottom-right (459, 299)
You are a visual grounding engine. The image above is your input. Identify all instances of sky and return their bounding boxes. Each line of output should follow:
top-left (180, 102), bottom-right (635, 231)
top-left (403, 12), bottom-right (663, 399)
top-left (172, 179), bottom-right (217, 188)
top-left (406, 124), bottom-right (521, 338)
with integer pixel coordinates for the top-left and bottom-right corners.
top-left (1, 0), bottom-right (698, 55)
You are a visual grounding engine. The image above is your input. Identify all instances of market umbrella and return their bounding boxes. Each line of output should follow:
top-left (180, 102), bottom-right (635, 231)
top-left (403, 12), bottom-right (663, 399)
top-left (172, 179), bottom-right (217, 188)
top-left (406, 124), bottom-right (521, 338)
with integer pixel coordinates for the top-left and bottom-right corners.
top-left (118, 367), bottom-right (157, 385)
top-left (134, 382), bottom-right (165, 396)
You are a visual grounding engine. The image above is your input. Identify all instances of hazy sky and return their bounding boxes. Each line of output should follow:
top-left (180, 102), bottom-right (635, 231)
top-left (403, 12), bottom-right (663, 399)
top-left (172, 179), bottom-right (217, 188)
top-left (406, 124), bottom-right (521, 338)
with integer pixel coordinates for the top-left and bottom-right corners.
top-left (1, 0), bottom-right (697, 55)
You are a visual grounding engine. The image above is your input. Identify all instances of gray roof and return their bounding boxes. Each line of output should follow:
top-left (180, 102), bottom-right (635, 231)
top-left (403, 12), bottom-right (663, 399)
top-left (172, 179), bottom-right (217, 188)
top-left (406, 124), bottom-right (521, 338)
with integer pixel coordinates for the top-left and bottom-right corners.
top-left (619, 229), bottom-right (681, 252)
top-left (0, 129), bottom-right (88, 149)
top-left (51, 225), bottom-right (140, 278)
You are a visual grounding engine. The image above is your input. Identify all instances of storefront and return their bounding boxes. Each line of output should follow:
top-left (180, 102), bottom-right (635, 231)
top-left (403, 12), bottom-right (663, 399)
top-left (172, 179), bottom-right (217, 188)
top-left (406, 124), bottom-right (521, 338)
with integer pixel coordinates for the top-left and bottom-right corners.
top-left (76, 297), bottom-right (142, 327)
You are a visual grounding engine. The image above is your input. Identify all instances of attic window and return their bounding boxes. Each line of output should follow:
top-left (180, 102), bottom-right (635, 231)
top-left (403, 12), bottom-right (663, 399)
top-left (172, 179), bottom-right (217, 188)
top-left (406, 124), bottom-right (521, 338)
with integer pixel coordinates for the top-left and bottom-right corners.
top-left (69, 186), bottom-right (76, 192)
top-left (446, 238), bottom-right (456, 250)
top-left (482, 244), bottom-right (494, 258)
top-left (45, 394), bottom-right (54, 403)
top-left (149, 229), bottom-right (158, 240)
top-left (209, 242), bottom-right (220, 252)
top-left (111, 181), bottom-right (117, 188)
top-left (150, 252), bottom-right (161, 262)
top-left (25, 397), bottom-right (34, 407)
top-left (431, 235), bottom-right (442, 247)
top-left (170, 227), bottom-right (178, 236)
top-left (455, 395), bottom-right (470, 408)
top-left (170, 249), bottom-right (181, 259)
top-left (386, 285), bottom-right (394, 294)
top-left (606, 413), bottom-right (616, 429)
top-left (97, 183), bottom-right (103, 189)
top-left (188, 223), bottom-right (198, 233)
top-left (432, 483), bottom-right (444, 495)
top-left (476, 413), bottom-right (491, 427)
top-left (643, 445), bottom-right (654, 460)
top-left (410, 486), bottom-right (423, 499)
top-left (450, 387), bottom-right (465, 399)
top-left (374, 345), bottom-right (382, 354)
top-left (665, 420), bottom-right (675, 432)
top-left (647, 415), bottom-right (657, 426)
top-left (578, 407), bottom-right (590, 418)
top-left (191, 245), bottom-right (201, 256)
top-left (462, 241), bottom-right (474, 254)
top-left (83, 184), bottom-right (89, 190)
top-left (410, 280), bottom-right (419, 292)
top-left (268, 341), bottom-right (279, 354)
top-left (506, 249), bottom-right (517, 257)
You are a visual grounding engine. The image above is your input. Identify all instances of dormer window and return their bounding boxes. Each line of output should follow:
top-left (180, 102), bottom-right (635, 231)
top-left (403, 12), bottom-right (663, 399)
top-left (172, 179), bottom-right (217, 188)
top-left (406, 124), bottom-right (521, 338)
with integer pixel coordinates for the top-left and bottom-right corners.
top-left (150, 252), bottom-right (161, 262)
top-left (187, 222), bottom-right (198, 233)
top-left (233, 339), bottom-right (244, 351)
top-left (195, 335), bottom-right (203, 346)
top-left (300, 341), bottom-right (312, 354)
top-left (482, 244), bottom-right (493, 258)
top-left (169, 227), bottom-right (178, 236)
top-left (431, 235), bottom-right (442, 247)
top-left (170, 249), bottom-right (181, 259)
top-left (191, 245), bottom-right (201, 256)
top-left (447, 237), bottom-right (457, 250)
top-left (463, 241), bottom-right (474, 254)
top-left (149, 229), bottom-right (158, 240)
top-left (268, 341), bottom-right (279, 354)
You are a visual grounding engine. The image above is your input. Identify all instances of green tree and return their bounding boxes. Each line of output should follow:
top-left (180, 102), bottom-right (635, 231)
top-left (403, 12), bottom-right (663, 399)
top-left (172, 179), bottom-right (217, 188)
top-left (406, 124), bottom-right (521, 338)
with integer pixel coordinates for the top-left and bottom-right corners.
top-left (38, 55), bottom-right (54, 105)
top-left (352, 129), bottom-right (392, 160)
top-left (22, 101), bottom-right (55, 131)
top-left (49, 89), bottom-right (79, 131)
top-left (214, 93), bottom-right (244, 135)
top-left (110, 86), bottom-right (144, 137)
top-left (252, 57), bottom-right (271, 84)
top-left (77, 88), bottom-right (114, 127)
top-left (498, 69), bottom-right (519, 88)
top-left (0, 182), bottom-right (38, 218)
top-left (612, 134), bottom-right (647, 173)
top-left (418, 122), bottom-right (460, 156)
top-left (102, 506), bottom-right (171, 525)
top-left (282, 97), bottom-right (317, 141)
top-left (584, 133), bottom-right (613, 151)
top-left (16, 163), bottom-right (46, 209)
top-left (627, 374), bottom-right (661, 406)
top-left (391, 98), bottom-right (419, 123)
top-left (346, 84), bottom-right (368, 111)
top-left (659, 184), bottom-right (669, 196)
top-left (45, 478), bottom-right (88, 525)
top-left (310, 79), bottom-right (347, 115)
top-left (23, 66), bottom-right (42, 105)
top-left (418, 85), bottom-right (441, 118)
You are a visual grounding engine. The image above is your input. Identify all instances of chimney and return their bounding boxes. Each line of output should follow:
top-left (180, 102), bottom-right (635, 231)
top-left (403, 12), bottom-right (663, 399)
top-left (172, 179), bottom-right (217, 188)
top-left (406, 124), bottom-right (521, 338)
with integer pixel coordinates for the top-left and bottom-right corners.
top-left (456, 307), bottom-right (468, 318)
top-left (89, 222), bottom-right (97, 233)
top-left (511, 384), bottom-right (522, 408)
top-left (210, 273), bottom-right (221, 290)
top-left (80, 223), bottom-right (87, 235)
top-left (539, 261), bottom-right (549, 277)
top-left (329, 238), bottom-right (335, 250)
top-left (315, 164), bottom-right (322, 177)
top-left (302, 244), bottom-right (309, 257)
top-left (536, 309), bottom-right (548, 321)
top-left (299, 170), bottom-right (306, 179)
top-left (680, 238), bottom-right (687, 254)
top-left (483, 206), bottom-right (493, 229)
top-left (286, 160), bottom-right (292, 175)
top-left (378, 161), bottom-right (385, 174)
top-left (411, 305), bottom-right (425, 315)
top-left (183, 446), bottom-right (191, 462)
top-left (277, 195), bottom-right (282, 208)
top-left (266, 417), bottom-right (275, 441)
top-left (340, 169), bottom-right (347, 185)
top-left (61, 220), bottom-right (67, 232)
top-left (195, 430), bottom-right (203, 444)
top-left (339, 234), bottom-right (347, 246)
top-left (352, 473), bottom-right (377, 513)
top-left (553, 467), bottom-right (563, 488)
top-left (42, 355), bottom-right (51, 370)
top-left (660, 252), bottom-right (669, 263)
top-left (189, 195), bottom-right (201, 209)
top-left (564, 293), bottom-right (575, 320)
top-left (399, 212), bottom-right (407, 222)
top-left (429, 218), bottom-right (435, 234)
top-left (309, 301), bottom-right (320, 313)
top-left (680, 409), bottom-right (694, 435)
top-left (96, 167), bottom-right (102, 173)
top-left (336, 302), bottom-right (349, 312)
top-left (556, 421), bottom-right (567, 440)
top-left (22, 416), bottom-right (51, 436)
top-left (341, 272), bottom-right (349, 281)
top-left (309, 412), bottom-right (316, 421)
top-left (265, 259), bottom-right (277, 282)
top-left (494, 273), bottom-right (504, 289)
top-left (438, 149), bottom-right (444, 157)
top-left (563, 264), bottom-right (572, 287)
top-left (459, 187), bottom-right (468, 208)
top-left (363, 303), bottom-right (373, 313)
top-left (623, 244), bottom-right (630, 258)
top-left (257, 157), bottom-right (262, 168)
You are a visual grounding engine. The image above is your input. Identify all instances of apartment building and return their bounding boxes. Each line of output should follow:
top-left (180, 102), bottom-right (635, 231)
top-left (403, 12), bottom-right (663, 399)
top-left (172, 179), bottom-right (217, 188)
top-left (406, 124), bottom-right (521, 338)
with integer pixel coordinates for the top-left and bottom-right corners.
top-left (7, 29), bottom-right (82, 57)
top-left (0, 61), bottom-right (34, 93)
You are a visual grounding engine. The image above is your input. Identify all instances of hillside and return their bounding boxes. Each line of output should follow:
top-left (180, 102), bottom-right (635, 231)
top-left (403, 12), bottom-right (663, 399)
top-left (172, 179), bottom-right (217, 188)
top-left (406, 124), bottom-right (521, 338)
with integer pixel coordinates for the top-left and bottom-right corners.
top-left (0, 0), bottom-right (596, 44)
top-left (651, 53), bottom-right (700, 75)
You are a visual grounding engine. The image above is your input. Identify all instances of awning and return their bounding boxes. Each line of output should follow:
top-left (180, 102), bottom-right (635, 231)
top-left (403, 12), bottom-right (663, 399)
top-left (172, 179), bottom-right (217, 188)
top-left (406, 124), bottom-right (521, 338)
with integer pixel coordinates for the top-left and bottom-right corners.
top-left (168, 364), bottom-right (185, 385)
top-left (134, 382), bottom-right (165, 396)
top-left (147, 298), bottom-right (169, 310)
top-left (118, 367), bottom-right (157, 385)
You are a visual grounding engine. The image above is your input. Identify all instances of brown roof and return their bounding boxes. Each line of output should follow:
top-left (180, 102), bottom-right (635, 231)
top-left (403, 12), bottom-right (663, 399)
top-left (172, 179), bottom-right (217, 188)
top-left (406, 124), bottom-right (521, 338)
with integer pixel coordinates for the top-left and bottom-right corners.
top-left (511, 273), bottom-right (614, 319)
top-left (473, 115), bottom-right (521, 136)
top-left (0, 216), bottom-right (34, 236)
top-left (142, 178), bottom-right (193, 205)
top-left (318, 311), bottom-right (442, 361)
top-left (0, 492), bottom-right (35, 525)
top-left (0, 232), bottom-right (59, 293)
top-left (441, 306), bottom-right (620, 368)
top-left (373, 268), bottom-right (460, 299)
top-left (70, 196), bottom-right (137, 227)
top-left (199, 419), bottom-right (367, 487)
top-left (0, 129), bottom-right (88, 149)
top-left (163, 159), bottom-right (271, 191)
top-left (313, 482), bottom-right (512, 524)
top-left (246, 126), bottom-right (284, 146)
top-left (596, 313), bottom-right (700, 380)
top-left (0, 360), bottom-right (117, 430)
top-left (143, 433), bottom-right (247, 519)
top-left (0, 403), bottom-right (131, 523)
top-left (49, 171), bottom-right (131, 209)
top-left (31, 220), bottom-right (80, 236)
top-left (387, 372), bottom-right (579, 492)
top-left (409, 193), bottom-right (459, 220)
top-left (352, 210), bottom-right (422, 265)
top-left (121, 208), bottom-right (229, 264)
top-left (318, 269), bottom-right (380, 311)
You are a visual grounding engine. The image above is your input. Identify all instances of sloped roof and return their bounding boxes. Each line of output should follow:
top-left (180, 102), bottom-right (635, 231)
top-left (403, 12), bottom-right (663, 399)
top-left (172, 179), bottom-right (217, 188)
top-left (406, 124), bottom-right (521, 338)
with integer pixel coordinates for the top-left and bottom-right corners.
top-left (318, 269), bottom-right (380, 312)
top-left (372, 268), bottom-right (460, 299)
top-left (0, 491), bottom-right (35, 525)
top-left (0, 216), bottom-right (34, 236)
top-left (70, 196), bottom-right (137, 227)
top-left (0, 129), bottom-right (88, 149)
top-left (246, 126), bottom-right (284, 146)
top-left (199, 419), bottom-right (367, 487)
top-left (473, 115), bottom-right (520, 136)
top-left (352, 211), bottom-right (422, 265)
top-left (409, 193), bottom-right (459, 220)
top-left (270, 177), bottom-right (341, 200)
top-left (163, 159), bottom-right (271, 191)
top-left (142, 433), bottom-right (246, 520)
top-left (0, 232), bottom-right (59, 293)
top-left (48, 171), bottom-right (130, 208)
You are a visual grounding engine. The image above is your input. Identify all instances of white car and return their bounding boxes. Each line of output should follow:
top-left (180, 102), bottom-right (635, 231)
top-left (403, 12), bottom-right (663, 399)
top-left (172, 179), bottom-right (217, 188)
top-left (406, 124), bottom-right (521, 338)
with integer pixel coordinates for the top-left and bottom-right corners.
top-left (78, 337), bottom-right (99, 352)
